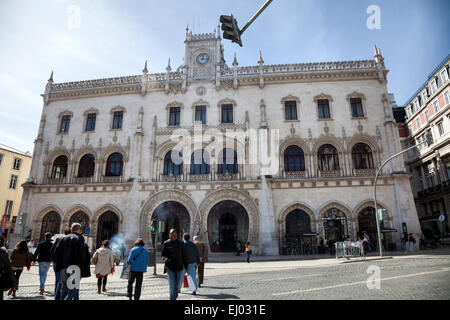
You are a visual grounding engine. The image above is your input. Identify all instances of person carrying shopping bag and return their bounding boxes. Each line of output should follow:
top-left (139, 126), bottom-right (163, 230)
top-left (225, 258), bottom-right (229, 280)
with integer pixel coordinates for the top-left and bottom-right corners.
top-left (92, 240), bottom-right (115, 294)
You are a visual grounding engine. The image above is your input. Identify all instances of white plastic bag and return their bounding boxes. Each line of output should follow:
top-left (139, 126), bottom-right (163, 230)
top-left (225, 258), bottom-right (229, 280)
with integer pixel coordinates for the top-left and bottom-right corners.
top-left (187, 274), bottom-right (196, 292)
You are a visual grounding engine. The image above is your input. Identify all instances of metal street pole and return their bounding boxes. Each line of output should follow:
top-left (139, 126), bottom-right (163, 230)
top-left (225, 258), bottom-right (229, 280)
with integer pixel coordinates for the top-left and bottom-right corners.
top-left (239, 0), bottom-right (273, 36)
top-left (373, 134), bottom-right (432, 257)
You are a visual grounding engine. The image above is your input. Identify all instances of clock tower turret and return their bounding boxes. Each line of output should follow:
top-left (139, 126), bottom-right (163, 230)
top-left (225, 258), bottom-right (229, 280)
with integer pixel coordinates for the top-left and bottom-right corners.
top-left (183, 26), bottom-right (225, 81)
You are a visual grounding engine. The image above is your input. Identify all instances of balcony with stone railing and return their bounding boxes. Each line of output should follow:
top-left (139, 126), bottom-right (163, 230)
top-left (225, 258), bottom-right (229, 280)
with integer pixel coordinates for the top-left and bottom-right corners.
top-left (352, 168), bottom-right (377, 177)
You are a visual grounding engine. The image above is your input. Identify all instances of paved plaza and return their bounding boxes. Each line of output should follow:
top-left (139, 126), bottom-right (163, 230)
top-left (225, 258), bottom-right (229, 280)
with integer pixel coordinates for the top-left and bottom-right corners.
top-left (4, 250), bottom-right (450, 300)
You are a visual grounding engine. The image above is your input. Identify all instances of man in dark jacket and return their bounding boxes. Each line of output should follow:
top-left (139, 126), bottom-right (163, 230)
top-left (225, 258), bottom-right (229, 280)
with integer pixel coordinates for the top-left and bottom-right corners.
top-left (183, 234), bottom-right (200, 295)
top-left (194, 235), bottom-right (208, 287)
top-left (53, 223), bottom-right (90, 300)
top-left (50, 227), bottom-right (70, 300)
top-left (33, 232), bottom-right (53, 295)
top-left (161, 229), bottom-right (188, 300)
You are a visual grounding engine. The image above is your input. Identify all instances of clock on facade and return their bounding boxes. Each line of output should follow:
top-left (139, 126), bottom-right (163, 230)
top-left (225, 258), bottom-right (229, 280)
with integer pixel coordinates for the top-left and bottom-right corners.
top-left (196, 53), bottom-right (210, 65)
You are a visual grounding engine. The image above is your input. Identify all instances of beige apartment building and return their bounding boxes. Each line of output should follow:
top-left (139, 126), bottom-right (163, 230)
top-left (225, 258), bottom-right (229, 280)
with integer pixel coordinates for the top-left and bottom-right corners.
top-left (0, 143), bottom-right (32, 243)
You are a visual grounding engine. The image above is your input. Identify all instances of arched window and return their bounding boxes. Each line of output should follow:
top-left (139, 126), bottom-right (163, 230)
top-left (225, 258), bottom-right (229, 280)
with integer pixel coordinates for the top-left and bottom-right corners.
top-left (284, 146), bottom-right (305, 172)
top-left (190, 149), bottom-right (210, 175)
top-left (352, 143), bottom-right (374, 169)
top-left (163, 150), bottom-right (183, 176)
top-left (217, 148), bottom-right (238, 174)
top-left (105, 153), bottom-right (123, 177)
top-left (77, 154), bottom-right (95, 177)
top-left (318, 144), bottom-right (339, 171)
top-left (51, 155), bottom-right (68, 179)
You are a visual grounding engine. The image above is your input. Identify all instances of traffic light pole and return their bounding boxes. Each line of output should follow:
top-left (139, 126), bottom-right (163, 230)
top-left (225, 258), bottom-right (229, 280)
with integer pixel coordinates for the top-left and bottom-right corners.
top-left (373, 136), bottom-right (431, 257)
top-left (239, 0), bottom-right (273, 35)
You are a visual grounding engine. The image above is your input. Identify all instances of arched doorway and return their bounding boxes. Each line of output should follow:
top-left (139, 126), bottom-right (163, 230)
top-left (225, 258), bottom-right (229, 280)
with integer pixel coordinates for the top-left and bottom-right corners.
top-left (322, 208), bottom-right (347, 241)
top-left (40, 211), bottom-right (61, 240)
top-left (69, 211), bottom-right (90, 234)
top-left (358, 206), bottom-right (390, 250)
top-left (151, 201), bottom-right (190, 244)
top-left (285, 209), bottom-right (311, 253)
top-left (96, 211), bottom-right (119, 248)
top-left (207, 200), bottom-right (249, 252)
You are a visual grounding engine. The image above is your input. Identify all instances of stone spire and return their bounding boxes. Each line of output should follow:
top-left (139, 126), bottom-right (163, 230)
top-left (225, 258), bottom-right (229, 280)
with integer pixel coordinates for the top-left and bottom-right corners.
top-left (258, 50), bottom-right (264, 65)
top-left (166, 58), bottom-right (171, 72)
top-left (232, 52), bottom-right (238, 67)
top-left (142, 60), bottom-right (148, 74)
top-left (258, 51), bottom-right (264, 88)
top-left (48, 71), bottom-right (54, 83)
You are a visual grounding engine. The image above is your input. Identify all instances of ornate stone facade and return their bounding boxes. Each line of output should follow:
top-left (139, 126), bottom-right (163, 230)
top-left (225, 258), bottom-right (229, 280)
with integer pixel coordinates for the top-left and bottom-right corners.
top-left (15, 29), bottom-right (422, 254)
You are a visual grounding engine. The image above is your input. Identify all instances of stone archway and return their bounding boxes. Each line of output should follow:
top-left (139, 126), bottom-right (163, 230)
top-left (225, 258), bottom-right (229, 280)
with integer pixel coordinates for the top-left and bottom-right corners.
top-left (32, 205), bottom-right (63, 241)
top-left (354, 200), bottom-right (393, 251)
top-left (199, 188), bottom-right (260, 252)
top-left (278, 202), bottom-right (316, 253)
top-left (62, 205), bottom-right (91, 231)
top-left (207, 200), bottom-right (249, 252)
top-left (140, 190), bottom-right (197, 246)
top-left (151, 201), bottom-right (191, 244)
top-left (318, 202), bottom-right (353, 241)
top-left (91, 205), bottom-right (122, 248)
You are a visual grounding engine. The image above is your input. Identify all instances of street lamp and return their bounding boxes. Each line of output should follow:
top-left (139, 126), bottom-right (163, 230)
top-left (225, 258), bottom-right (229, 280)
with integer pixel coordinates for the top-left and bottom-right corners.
top-left (373, 133), bottom-right (433, 257)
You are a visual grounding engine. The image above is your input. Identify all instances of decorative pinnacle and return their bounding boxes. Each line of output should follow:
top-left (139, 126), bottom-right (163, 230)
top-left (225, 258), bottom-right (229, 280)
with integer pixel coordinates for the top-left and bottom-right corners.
top-left (258, 50), bottom-right (264, 65)
top-left (48, 71), bottom-right (54, 82)
top-left (233, 52), bottom-right (238, 66)
top-left (142, 60), bottom-right (148, 74)
top-left (166, 58), bottom-right (171, 72)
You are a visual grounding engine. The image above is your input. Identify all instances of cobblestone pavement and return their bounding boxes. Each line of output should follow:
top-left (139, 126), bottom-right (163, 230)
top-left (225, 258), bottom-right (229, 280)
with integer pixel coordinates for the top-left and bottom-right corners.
top-left (5, 252), bottom-right (450, 300)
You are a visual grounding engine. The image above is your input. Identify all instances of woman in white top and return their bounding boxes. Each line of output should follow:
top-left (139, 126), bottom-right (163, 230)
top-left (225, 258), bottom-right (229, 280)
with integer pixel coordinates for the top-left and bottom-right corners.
top-left (92, 240), bottom-right (115, 294)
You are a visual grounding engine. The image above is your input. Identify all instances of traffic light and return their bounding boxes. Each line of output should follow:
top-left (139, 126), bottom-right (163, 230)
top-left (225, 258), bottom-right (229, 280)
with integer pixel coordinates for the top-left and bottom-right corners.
top-left (151, 220), bottom-right (157, 232)
top-left (220, 14), bottom-right (242, 47)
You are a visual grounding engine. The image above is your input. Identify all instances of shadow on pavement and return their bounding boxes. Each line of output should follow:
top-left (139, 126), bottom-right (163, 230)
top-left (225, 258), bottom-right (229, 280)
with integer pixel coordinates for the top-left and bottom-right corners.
top-left (195, 293), bottom-right (240, 300)
top-left (12, 295), bottom-right (46, 300)
top-left (199, 285), bottom-right (236, 290)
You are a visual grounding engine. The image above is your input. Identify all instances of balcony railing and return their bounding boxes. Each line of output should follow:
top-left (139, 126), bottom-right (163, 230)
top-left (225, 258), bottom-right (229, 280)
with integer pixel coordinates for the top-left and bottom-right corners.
top-left (317, 170), bottom-right (342, 178)
top-left (352, 168), bottom-right (377, 176)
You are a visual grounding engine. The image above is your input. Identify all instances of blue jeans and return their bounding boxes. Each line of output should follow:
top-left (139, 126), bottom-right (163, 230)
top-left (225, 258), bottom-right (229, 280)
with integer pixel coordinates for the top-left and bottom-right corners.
top-left (59, 268), bottom-right (80, 300)
top-left (186, 263), bottom-right (198, 293)
top-left (53, 265), bottom-right (61, 300)
top-left (38, 262), bottom-right (51, 290)
top-left (167, 268), bottom-right (185, 300)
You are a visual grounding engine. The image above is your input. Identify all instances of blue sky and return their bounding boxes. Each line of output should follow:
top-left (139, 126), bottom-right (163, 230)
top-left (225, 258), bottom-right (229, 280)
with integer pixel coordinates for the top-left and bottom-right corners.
top-left (0, 0), bottom-right (449, 152)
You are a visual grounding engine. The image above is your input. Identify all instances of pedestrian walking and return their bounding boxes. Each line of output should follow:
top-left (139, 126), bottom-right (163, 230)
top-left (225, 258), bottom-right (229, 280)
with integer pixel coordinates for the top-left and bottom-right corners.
top-left (9, 240), bottom-right (31, 298)
top-left (92, 240), bottom-right (115, 294)
top-left (120, 242), bottom-right (126, 263)
top-left (27, 239), bottom-right (35, 262)
top-left (327, 238), bottom-right (336, 256)
top-left (408, 233), bottom-right (417, 252)
top-left (50, 227), bottom-right (71, 300)
top-left (236, 240), bottom-right (241, 256)
top-left (401, 232), bottom-right (408, 252)
top-left (52, 223), bottom-right (91, 300)
top-left (161, 229), bottom-right (188, 300)
top-left (194, 235), bottom-right (208, 288)
top-left (245, 242), bottom-right (252, 263)
top-left (126, 238), bottom-right (148, 301)
top-left (183, 234), bottom-right (200, 295)
top-left (32, 232), bottom-right (53, 295)
top-left (0, 235), bottom-right (16, 301)
top-left (363, 232), bottom-right (372, 252)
